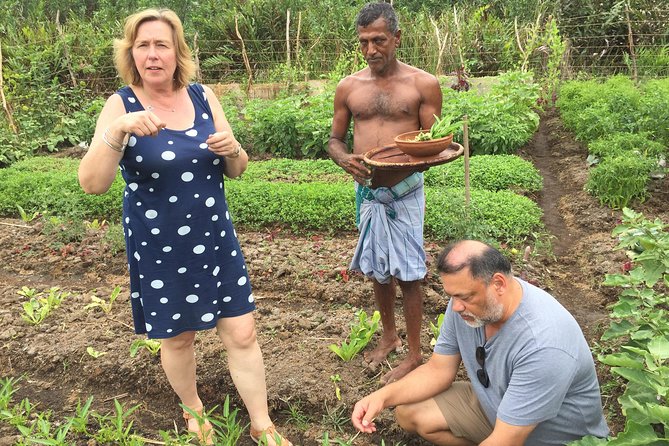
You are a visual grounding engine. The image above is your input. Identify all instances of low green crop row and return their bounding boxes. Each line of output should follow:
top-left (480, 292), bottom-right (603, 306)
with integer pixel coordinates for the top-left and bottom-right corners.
top-left (240, 155), bottom-right (542, 194)
top-left (0, 157), bottom-right (543, 241)
top-left (424, 155), bottom-right (543, 192)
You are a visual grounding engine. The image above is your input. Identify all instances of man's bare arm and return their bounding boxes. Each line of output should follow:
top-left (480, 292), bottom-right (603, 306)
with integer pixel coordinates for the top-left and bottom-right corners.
top-left (352, 352), bottom-right (461, 433)
top-left (417, 74), bottom-right (443, 131)
top-left (480, 419), bottom-right (537, 446)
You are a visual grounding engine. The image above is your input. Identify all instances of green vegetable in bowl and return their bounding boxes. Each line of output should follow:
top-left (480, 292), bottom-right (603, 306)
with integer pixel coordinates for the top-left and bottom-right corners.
top-left (414, 114), bottom-right (462, 141)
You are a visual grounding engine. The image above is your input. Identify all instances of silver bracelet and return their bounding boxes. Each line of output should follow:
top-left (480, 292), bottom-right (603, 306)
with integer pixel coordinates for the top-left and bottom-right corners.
top-left (227, 143), bottom-right (242, 159)
top-left (103, 128), bottom-right (127, 153)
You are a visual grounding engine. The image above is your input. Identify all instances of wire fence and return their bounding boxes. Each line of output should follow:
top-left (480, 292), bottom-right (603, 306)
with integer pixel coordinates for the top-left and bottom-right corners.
top-left (0, 10), bottom-right (668, 101)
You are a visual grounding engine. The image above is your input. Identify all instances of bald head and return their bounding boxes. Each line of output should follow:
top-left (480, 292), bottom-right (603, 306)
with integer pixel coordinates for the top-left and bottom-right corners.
top-left (437, 240), bottom-right (512, 284)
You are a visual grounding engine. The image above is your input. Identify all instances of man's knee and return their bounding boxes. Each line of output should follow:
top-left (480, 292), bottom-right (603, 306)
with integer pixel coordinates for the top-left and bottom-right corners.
top-left (394, 404), bottom-right (418, 433)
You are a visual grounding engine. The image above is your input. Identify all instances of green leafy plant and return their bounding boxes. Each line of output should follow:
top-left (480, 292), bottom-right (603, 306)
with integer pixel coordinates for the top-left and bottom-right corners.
top-left (281, 399), bottom-right (311, 431)
top-left (86, 346), bottom-right (107, 359)
top-left (129, 339), bottom-right (161, 358)
top-left (0, 377), bottom-right (21, 412)
top-left (569, 208), bottom-right (668, 446)
top-left (587, 132), bottom-right (667, 163)
top-left (330, 374), bottom-right (342, 401)
top-left (329, 310), bottom-right (380, 362)
top-left (424, 154), bottom-right (543, 193)
top-left (92, 399), bottom-right (142, 444)
top-left (0, 156), bottom-right (543, 241)
top-left (321, 402), bottom-right (348, 434)
top-left (16, 205), bottom-right (39, 223)
top-left (85, 218), bottom-right (107, 231)
top-left (20, 286), bottom-right (69, 325)
top-left (430, 313), bottom-right (445, 347)
top-left (414, 114), bottom-right (462, 141)
top-left (84, 286), bottom-right (121, 314)
top-left (586, 156), bottom-right (655, 209)
top-left (200, 397), bottom-right (247, 446)
top-left (319, 431), bottom-right (363, 446)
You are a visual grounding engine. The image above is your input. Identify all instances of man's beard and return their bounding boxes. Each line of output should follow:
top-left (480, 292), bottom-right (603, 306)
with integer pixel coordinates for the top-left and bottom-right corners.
top-left (460, 293), bottom-right (504, 328)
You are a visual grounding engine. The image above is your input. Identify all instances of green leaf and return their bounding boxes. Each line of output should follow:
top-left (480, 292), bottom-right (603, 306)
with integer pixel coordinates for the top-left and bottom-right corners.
top-left (643, 260), bottom-right (666, 286)
top-left (603, 320), bottom-right (636, 340)
top-left (648, 336), bottom-right (669, 361)
top-left (611, 367), bottom-right (655, 388)
top-left (600, 353), bottom-right (645, 369)
top-left (567, 436), bottom-right (609, 446)
top-left (607, 420), bottom-right (663, 445)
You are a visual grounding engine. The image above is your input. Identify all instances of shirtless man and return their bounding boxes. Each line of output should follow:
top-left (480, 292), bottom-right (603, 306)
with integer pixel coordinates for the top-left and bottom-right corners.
top-left (327, 2), bottom-right (442, 385)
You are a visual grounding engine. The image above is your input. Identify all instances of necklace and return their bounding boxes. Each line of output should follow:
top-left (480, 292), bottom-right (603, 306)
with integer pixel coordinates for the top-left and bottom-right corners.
top-left (147, 104), bottom-right (175, 113)
top-left (143, 89), bottom-right (179, 113)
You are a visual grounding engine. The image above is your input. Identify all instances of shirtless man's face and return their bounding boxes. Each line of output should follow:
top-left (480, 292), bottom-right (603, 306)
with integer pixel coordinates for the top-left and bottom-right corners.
top-left (357, 18), bottom-right (400, 75)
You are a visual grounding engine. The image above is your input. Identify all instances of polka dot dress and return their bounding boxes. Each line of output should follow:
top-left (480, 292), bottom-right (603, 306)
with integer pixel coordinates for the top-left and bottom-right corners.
top-left (116, 84), bottom-right (254, 339)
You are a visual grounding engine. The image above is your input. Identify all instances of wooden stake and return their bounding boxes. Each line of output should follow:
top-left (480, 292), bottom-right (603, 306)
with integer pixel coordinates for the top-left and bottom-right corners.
top-left (56, 10), bottom-right (77, 88)
top-left (453, 6), bottom-right (465, 70)
top-left (0, 39), bottom-right (18, 134)
top-left (296, 11), bottom-right (302, 65)
top-left (193, 32), bottom-right (202, 83)
top-left (430, 17), bottom-right (448, 76)
top-left (463, 115), bottom-right (470, 207)
top-left (235, 16), bottom-right (253, 93)
top-left (286, 9), bottom-right (291, 67)
top-left (625, 2), bottom-right (638, 82)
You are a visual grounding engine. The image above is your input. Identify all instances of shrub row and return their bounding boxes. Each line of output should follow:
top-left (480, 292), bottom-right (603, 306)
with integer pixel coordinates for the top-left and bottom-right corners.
top-left (557, 77), bottom-right (668, 209)
top-left (441, 71), bottom-right (540, 155)
top-left (0, 157), bottom-right (543, 241)
top-left (557, 76), bottom-right (669, 146)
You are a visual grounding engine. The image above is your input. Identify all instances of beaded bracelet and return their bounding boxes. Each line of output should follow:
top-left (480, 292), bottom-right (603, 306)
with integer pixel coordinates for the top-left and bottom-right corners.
top-left (103, 128), bottom-right (128, 153)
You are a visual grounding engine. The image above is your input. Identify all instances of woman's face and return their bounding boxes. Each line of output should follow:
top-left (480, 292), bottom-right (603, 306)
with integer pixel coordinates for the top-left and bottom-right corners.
top-left (132, 20), bottom-right (177, 87)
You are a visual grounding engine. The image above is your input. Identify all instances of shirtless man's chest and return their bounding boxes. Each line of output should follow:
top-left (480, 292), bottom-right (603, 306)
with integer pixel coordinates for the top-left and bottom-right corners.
top-left (346, 77), bottom-right (423, 154)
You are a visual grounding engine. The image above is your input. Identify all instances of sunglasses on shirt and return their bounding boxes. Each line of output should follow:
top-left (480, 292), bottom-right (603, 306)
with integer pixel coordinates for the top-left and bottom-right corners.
top-left (476, 346), bottom-right (490, 388)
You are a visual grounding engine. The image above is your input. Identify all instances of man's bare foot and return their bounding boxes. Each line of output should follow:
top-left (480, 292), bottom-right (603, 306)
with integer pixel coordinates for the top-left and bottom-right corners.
top-left (363, 337), bottom-right (402, 371)
top-left (380, 355), bottom-right (423, 385)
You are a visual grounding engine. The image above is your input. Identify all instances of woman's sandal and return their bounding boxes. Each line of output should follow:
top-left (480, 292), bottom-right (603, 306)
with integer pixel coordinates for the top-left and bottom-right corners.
top-left (250, 423), bottom-right (293, 446)
top-left (183, 408), bottom-right (215, 445)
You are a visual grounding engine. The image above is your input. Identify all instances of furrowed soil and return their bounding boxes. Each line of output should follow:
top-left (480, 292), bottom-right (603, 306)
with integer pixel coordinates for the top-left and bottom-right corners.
top-left (0, 108), bottom-right (667, 445)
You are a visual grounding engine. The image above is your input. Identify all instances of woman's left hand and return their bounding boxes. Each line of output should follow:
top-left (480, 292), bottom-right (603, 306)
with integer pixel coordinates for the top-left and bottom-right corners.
top-left (206, 131), bottom-right (241, 158)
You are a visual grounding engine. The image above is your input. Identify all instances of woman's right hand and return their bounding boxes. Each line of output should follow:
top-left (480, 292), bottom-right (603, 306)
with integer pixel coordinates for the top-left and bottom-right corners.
top-left (114, 110), bottom-right (166, 137)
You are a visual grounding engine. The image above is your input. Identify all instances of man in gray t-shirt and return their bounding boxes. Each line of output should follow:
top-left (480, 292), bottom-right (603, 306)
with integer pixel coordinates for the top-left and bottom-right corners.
top-left (351, 240), bottom-right (609, 445)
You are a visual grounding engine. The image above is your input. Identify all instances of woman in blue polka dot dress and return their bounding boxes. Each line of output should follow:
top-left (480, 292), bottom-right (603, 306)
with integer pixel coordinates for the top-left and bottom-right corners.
top-left (78, 8), bottom-right (292, 446)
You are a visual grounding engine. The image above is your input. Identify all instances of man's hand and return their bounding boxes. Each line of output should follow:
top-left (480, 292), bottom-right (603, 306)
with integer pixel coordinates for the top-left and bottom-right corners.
top-left (340, 153), bottom-right (372, 185)
top-left (351, 394), bottom-right (384, 433)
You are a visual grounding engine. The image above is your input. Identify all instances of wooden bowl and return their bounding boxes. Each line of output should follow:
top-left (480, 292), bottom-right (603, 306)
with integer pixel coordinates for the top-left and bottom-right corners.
top-left (394, 130), bottom-right (454, 157)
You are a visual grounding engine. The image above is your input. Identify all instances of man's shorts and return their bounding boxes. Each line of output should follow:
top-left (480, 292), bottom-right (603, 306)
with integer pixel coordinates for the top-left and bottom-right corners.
top-left (433, 381), bottom-right (494, 443)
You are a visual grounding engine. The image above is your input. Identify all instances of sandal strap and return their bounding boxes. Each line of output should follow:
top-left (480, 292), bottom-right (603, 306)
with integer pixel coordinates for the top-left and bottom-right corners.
top-left (250, 424), bottom-right (292, 446)
top-left (183, 407), bottom-right (204, 420)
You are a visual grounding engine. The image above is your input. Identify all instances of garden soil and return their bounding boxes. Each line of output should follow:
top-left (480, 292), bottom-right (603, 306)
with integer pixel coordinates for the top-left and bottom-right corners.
top-left (0, 109), bottom-right (667, 445)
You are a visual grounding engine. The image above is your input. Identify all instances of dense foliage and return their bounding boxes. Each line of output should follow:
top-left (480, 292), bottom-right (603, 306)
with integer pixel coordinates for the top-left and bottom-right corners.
top-left (223, 70), bottom-right (540, 159)
top-left (0, 0), bottom-right (625, 164)
top-left (442, 71), bottom-right (541, 155)
top-left (557, 76), bottom-right (668, 209)
top-left (570, 209), bottom-right (669, 445)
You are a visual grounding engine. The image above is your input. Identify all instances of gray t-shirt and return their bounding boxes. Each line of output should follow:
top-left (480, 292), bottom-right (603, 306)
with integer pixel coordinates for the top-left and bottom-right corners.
top-left (435, 278), bottom-right (609, 445)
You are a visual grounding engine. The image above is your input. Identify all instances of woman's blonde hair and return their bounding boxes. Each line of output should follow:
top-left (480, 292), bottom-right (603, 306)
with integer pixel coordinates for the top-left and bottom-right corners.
top-left (113, 8), bottom-right (196, 90)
